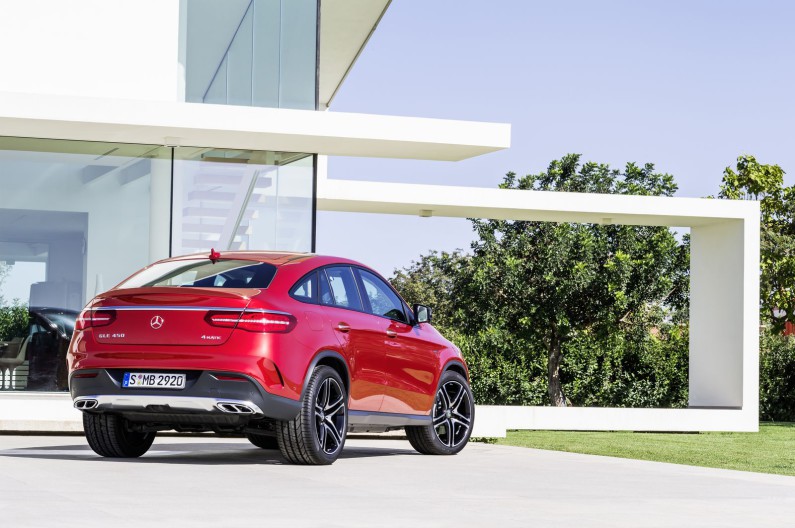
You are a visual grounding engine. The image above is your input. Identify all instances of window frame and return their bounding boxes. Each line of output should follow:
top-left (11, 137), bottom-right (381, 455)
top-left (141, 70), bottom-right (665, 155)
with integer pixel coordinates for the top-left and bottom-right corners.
top-left (289, 270), bottom-right (319, 304)
top-left (322, 265), bottom-right (364, 312)
top-left (288, 264), bottom-right (414, 324)
top-left (352, 267), bottom-right (413, 325)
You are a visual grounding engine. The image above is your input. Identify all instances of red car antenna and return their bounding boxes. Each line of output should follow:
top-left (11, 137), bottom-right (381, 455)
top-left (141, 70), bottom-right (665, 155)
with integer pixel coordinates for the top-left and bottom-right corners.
top-left (209, 248), bottom-right (221, 263)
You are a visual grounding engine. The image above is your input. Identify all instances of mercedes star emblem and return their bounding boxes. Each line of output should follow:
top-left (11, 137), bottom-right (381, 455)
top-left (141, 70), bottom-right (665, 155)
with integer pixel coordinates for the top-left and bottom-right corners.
top-left (150, 315), bottom-right (164, 330)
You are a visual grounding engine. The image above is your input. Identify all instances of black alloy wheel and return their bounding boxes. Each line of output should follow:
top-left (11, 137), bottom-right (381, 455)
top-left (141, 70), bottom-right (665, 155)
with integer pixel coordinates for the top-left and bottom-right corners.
top-left (313, 376), bottom-right (347, 455)
top-left (276, 365), bottom-right (348, 465)
top-left (406, 370), bottom-right (474, 455)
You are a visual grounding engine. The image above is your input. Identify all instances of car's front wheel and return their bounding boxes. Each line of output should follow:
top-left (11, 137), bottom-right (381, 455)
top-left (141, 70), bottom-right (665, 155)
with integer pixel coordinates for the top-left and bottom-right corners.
top-left (276, 365), bottom-right (348, 465)
top-left (406, 370), bottom-right (474, 455)
top-left (83, 413), bottom-right (156, 458)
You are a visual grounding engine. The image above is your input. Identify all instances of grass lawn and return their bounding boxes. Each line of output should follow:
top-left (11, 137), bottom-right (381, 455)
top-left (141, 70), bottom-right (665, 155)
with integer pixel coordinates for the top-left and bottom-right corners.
top-left (496, 422), bottom-right (795, 476)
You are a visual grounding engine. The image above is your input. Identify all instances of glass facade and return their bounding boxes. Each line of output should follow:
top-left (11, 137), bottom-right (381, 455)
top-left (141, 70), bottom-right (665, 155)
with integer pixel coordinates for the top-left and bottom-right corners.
top-left (0, 137), bottom-right (314, 392)
top-left (172, 148), bottom-right (314, 255)
top-left (184, 0), bottom-right (318, 110)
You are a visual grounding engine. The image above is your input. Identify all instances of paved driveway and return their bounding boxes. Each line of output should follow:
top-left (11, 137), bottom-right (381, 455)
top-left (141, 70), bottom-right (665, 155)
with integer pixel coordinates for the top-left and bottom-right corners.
top-left (1, 435), bottom-right (794, 527)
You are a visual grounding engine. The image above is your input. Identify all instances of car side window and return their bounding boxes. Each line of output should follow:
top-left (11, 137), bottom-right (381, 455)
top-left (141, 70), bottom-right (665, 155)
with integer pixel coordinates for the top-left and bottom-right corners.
top-left (323, 267), bottom-right (363, 311)
top-left (290, 272), bottom-right (318, 304)
top-left (319, 269), bottom-right (334, 306)
top-left (356, 269), bottom-right (409, 324)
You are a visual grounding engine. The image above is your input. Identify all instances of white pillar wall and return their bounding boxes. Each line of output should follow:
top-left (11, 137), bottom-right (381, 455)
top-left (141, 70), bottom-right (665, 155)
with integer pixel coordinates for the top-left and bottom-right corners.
top-left (689, 219), bottom-right (759, 412)
top-left (149, 157), bottom-right (173, 263)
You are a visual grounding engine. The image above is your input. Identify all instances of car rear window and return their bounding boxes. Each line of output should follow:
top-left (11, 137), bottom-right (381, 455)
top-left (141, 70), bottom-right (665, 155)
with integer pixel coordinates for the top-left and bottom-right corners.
top-left (116, 259), bottom-right (277, 289)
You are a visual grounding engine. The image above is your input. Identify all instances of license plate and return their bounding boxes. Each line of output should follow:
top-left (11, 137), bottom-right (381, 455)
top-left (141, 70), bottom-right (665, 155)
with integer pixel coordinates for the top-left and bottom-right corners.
top-left (123, 372), bottom-right (186, 389)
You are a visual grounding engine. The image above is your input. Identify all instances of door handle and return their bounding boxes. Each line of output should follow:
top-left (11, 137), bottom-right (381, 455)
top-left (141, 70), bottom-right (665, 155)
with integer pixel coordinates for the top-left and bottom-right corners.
top-left (336, 323), bottom-right (351, 333)
top-left (385, 329), bottom-right (397, 338)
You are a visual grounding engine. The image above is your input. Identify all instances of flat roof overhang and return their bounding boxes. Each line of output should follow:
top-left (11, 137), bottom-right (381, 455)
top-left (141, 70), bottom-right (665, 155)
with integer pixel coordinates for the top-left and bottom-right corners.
top-left (317, 178), bottom-right (757, 227)
top-left (319, 0), bottom-right (392, 107)
top-left (0, 92), bottom-right (509, 161)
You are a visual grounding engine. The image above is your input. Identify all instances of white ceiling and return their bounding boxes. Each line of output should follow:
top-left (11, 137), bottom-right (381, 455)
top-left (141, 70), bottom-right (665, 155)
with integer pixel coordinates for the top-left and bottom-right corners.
top-left (319, 0), bottom-right (391, 107)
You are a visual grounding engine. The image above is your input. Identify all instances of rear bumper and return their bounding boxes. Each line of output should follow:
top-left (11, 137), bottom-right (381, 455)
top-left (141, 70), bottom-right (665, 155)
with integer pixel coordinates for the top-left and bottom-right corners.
top-left (69, 369), bottom-right (300, 421)
top-left (73, 395), bottom-right (265, 415)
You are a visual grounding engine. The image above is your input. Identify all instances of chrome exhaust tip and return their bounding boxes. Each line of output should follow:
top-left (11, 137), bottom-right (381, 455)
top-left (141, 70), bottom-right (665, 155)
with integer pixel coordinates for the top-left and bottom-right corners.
top-left (74, 398), bottom-right (98, 410)
top-left (216, 402), bottom-right (255, 414)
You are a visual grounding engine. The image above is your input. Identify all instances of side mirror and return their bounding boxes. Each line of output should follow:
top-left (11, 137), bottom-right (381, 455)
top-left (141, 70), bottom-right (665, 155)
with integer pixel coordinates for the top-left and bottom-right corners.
top-left (413, 304), bottom-right (432, 325)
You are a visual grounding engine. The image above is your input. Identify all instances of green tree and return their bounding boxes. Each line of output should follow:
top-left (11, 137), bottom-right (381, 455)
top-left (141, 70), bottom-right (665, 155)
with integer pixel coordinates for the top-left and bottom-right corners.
top-left (393, 155), bottom-right (690, 407)
top-left (459, 155), bottom-right (689, 406)
top-left (719, 155), bottom-right (794, 331)
top-left (390, 250), bottom-right (466, 334)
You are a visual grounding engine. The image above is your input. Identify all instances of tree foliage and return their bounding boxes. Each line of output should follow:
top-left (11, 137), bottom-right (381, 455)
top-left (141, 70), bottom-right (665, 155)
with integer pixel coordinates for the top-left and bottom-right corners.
top-left (760, 332), bottom-right (795, 421)
top-left (392, 154), bottom-right (690, 407)
top-left (719, 155), bottom-right (794, 331)
top-left (0, 303), bottom-right (28, 341)
top-left (459, 155), bottom-right (688, 405)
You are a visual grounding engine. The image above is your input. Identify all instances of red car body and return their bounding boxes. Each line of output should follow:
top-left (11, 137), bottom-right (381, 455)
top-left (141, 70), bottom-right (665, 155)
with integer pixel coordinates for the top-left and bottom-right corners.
top-left (68, 252), bottom-right (473, 463)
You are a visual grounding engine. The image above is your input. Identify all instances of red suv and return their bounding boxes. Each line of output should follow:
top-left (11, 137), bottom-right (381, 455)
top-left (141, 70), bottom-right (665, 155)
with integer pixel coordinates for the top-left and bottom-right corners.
top-left (68, 252), bottom-right (474, 464)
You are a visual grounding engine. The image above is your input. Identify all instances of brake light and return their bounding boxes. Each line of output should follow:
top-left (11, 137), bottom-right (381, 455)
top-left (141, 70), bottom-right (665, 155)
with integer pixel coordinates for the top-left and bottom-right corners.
top-left (237, 312), bottom-right (294, 333)
top-left (205, 312), bottom-right (241, 328)
top-left (205, 310), bottom-right (294, 333)
top-left (75, 309), bottom-right (116, 330)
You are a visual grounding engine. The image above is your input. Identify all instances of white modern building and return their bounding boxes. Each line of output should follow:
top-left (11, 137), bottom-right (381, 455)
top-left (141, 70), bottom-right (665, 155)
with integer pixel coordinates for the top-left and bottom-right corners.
top-left (0, 0), bottom-right (759, 435)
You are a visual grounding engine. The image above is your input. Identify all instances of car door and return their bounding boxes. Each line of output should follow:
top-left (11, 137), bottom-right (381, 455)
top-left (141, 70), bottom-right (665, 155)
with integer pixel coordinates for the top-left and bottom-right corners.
top-left (318, 266), bottom-right (387, 412)
top-left (354, 268), bottom-right (439, 415)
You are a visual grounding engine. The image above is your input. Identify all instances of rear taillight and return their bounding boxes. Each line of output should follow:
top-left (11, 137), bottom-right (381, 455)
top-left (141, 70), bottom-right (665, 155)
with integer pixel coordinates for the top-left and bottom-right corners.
top-left (205, 310), bottom-right (295, 333)
top-left (75, 309), bottom-right (116, 330)
top-left (205, 312), bottom-right (241, 328)
top-left (237, 312), bottom-right (294, 333)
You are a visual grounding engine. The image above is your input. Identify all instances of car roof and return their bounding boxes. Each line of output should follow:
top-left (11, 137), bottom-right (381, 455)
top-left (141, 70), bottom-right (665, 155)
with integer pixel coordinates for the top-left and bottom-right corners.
top-left (164, 251), bottom-right (368, 270)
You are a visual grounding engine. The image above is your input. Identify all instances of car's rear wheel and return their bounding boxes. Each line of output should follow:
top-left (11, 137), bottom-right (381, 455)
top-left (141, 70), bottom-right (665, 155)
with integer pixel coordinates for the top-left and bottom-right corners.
top-left (245, 432), bottom-right (279, 450)
top-left (83, 413), bottom-right (156, 458)
top-left (276, 365), bottom-right (348, 465)
top-left (406, 370), bottom-right (474, 455)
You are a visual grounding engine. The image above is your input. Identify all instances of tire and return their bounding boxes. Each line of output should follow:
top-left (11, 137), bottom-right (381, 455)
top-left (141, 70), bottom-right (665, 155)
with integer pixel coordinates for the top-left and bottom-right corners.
top-left (406, 370), bottom-right (475, 455)
top-left (246, 432), bottom-right (279, 450)
top-left (276, 365), bottom-right (348, 465)
top-left (83, 413), bottom-right (156, 458)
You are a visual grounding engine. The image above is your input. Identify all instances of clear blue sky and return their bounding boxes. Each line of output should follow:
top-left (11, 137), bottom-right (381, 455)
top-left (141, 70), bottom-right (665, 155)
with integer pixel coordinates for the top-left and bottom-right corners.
top-left (317, 0), bottom-right (795, 277)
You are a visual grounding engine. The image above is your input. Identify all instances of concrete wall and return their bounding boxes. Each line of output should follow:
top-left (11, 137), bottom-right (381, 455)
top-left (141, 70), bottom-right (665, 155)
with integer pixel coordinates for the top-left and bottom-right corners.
top-left (0, 0), bottom-right (181, 101)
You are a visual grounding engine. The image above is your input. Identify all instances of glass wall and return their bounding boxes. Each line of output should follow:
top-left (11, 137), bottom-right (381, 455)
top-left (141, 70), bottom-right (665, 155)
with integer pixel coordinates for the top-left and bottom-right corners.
top-left (0, 138), bottom-right (170, 391)
top-left (172, 147), bottom-right (314, 255)
top-left (0, 137), bottom-right (314, 392)
top-left (183, 0), bottom-right (318, 110)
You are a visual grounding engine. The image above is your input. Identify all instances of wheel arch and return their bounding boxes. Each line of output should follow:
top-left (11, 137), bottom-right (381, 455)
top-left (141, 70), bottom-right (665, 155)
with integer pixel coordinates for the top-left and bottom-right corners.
top-left (442, 359), bottom-right (469, 382)
top-left (301, 350), bottom-right (350, 399)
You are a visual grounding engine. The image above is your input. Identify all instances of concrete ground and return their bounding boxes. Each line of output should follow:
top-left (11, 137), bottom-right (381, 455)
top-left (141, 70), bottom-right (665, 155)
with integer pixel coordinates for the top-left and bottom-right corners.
top-left (1, 435), bottom-right (794, 527)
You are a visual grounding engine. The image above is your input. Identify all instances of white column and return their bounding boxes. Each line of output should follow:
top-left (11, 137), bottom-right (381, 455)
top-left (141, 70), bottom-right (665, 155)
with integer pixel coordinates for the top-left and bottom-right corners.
top-left (689, 219), bottom-right (757, 410)
top-left (148, 156), bottom-right (172, 261)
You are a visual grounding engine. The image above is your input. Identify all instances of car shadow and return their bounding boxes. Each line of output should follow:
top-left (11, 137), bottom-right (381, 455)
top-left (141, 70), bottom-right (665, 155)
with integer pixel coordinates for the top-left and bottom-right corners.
top-left (0, 441), bottom-right (418, 465)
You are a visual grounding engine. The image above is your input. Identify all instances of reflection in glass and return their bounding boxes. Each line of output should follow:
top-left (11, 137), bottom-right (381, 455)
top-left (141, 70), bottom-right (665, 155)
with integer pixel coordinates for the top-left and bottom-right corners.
top-left (0, 138), bottom-right (315, 393)
top-left (184, 0), bottom-right (317, 110)
top-left (0, 137), bottom-right (170, 391)
top-left (172, 148), bottom-right (313, 256)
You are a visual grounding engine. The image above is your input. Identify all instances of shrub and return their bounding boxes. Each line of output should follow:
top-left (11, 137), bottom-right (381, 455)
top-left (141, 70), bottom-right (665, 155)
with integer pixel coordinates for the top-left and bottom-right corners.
top-left (454, 329), bottom-right (547, 406)
top-left (0, 303), bottom-right (29, 341)
top-left (760, 332), bottom-right (795, 421)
